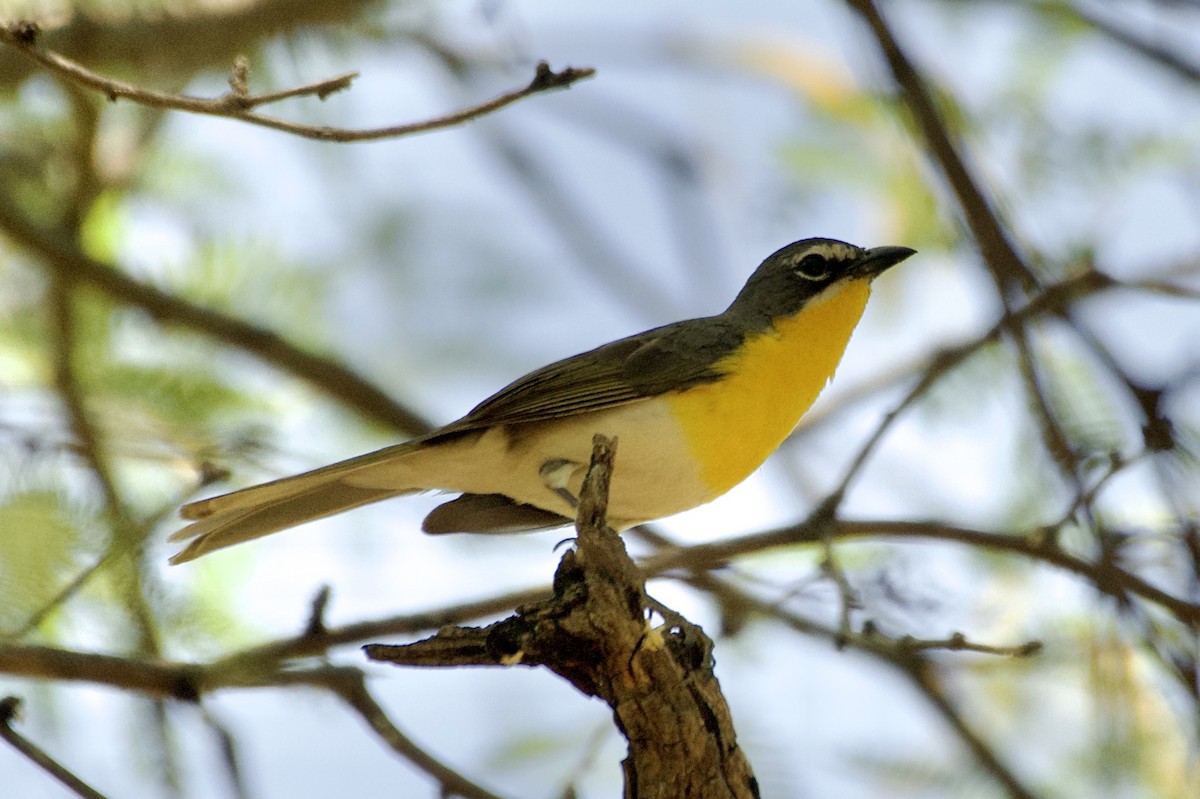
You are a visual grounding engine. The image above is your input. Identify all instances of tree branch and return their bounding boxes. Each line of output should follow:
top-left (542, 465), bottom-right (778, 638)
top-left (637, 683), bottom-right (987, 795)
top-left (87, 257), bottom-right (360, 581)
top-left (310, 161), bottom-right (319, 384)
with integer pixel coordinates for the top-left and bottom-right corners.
top-left (0, 195), bottom-right (431, 436)
top-left (298, 667), bottom-right (509, 799)
top-left (0, 696), bottom-right (111, 799)
top-left (0, 23), bottom-right (593, 142)
top-left (366, 435), bottom-right (760, 798)
top-left (675, 573), bottom-right (1042, 799)
top-left (823, 269), bottom-right (1116, 510)
top-left (0, 0), bottom-right (383, 93)
top-left (4, 499), bottom-right (1193, 699)
top-left (1072, 5), bottom-right (1200, 84)
top-left (844, 0), bottom-right (1039, 297)
top-left (639, 518), bottom-right (1200, 626)
top-left (0, 646), bottom-right (202, 699)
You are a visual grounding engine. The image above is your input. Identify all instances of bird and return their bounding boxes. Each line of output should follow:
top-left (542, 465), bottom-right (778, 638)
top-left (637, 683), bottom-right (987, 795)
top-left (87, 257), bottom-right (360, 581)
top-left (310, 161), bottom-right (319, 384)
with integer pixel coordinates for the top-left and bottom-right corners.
top-left (169, 238), bottom-right (914, 564)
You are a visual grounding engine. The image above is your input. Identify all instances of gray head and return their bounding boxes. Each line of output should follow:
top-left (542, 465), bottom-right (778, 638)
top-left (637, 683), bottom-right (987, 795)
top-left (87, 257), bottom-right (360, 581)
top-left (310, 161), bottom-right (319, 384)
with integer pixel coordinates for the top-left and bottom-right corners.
top-left (726, 238), bottom-right (916, 325)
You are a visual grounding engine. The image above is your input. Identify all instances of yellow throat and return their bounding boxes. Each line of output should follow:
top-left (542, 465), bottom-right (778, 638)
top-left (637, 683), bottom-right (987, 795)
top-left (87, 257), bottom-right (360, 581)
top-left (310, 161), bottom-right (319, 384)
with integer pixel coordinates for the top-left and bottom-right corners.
top-left (666, 279), bottom-right (872, 495)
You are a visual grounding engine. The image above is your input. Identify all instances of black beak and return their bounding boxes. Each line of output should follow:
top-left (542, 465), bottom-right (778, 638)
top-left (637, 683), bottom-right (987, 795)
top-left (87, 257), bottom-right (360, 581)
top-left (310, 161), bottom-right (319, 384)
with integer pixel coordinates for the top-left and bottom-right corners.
top-left (852, 245), bottom-right (917, 279)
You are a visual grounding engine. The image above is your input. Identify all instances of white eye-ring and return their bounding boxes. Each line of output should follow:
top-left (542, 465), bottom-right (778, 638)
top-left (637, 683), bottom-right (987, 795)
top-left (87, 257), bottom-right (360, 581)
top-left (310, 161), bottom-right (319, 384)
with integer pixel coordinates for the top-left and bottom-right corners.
top-left (793, 253), bottom-right (831, 281)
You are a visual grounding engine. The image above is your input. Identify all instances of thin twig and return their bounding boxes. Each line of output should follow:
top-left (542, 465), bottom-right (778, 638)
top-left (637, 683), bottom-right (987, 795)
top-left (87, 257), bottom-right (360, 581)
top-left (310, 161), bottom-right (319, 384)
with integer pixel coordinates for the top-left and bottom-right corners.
top-left (845, 0), bottom-right (1104, 520)
top-left (1133, 278), bottom-right (1200, 300)
top-left (814, 258), bottom-right (1198, 503)
top-left (636, 526), bottom-right (1045, 661)
top-left (206, 584), bottom-right (549, 681)
top-left (677, 573), bottom-right (1042, 799)
top-left (1072, 5), bottom-right (1200, 84)
top-left (845, 0), bottom-right (1100, 527)
top-left (0, 696), bottom-right (110, 799)
top-left (3, 548), bottom-right (121, 639)
top-left (0, 195), bottom-right (431, 436)
top-left (903, 660), bottom-right (1041, 799)
top-left (3, 505), bottom-right (1194, 700)
top-left (0, 24), bottom-right (593, 142)
top-left (41, 99), bottom-right (173, 688)
top-left (637, 518), bottom-right (1200, 626)
top-left (845, 0), bottom-right (1039, 297)
top-left (4, 495), bottom-right (185, 640)
top-left (48, 269), bottom-right (153, 567)
top-left (302, 668), bottom-right (509, 799)
top-left (826, 269), bottom-right (1115, 507)
top-left (4, 509), bottom-right (1193, 697)
top-left (886, 631), bottom-right (1043, 658)
top-left (819, 536), bottom-right (861, 648)
top-left (484, 126), bottom-right (678, 321)
top-left (198, 707), bottom-right (248, 799)
top-left (0, 654), bottom-right (506, 799)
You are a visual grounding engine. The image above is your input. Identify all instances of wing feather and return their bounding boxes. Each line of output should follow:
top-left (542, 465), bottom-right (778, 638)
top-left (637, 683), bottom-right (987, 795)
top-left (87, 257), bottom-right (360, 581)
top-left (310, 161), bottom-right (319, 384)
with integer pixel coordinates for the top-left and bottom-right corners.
top-left (435, 317), bottom-right (743, 434)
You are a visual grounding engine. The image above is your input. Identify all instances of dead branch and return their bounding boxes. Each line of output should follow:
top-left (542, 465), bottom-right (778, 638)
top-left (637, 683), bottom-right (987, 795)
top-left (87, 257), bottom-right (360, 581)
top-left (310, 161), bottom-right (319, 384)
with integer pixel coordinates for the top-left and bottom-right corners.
top-left (366, 435), bottom-right (760, 798)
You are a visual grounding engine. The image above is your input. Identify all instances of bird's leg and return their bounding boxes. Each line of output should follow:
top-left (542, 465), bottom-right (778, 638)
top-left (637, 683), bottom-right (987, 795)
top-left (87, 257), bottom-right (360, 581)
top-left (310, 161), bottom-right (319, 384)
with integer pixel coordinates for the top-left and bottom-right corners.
top-left (539, 458), bottom-right (583, 509)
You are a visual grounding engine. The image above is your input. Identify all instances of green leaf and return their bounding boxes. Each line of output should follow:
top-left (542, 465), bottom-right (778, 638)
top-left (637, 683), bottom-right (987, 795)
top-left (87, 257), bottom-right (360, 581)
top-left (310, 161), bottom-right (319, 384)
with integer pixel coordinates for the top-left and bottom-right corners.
top-left (0, 490), bottom-right (84, 630)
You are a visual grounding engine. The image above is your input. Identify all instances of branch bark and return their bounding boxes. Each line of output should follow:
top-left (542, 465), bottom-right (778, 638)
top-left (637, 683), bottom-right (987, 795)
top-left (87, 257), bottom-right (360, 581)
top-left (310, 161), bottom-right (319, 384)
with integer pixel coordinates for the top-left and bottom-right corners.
top-left (366, 435), bottom-right (759, 798)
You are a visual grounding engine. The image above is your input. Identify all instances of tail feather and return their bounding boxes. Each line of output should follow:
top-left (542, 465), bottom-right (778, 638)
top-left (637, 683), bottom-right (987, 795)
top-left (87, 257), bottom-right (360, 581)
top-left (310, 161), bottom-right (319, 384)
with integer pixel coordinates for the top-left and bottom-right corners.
top-left (180, 440), bottom-right (420, 522)
top-left (170, 481), bottom-right (413, 564)
top-left (170, 440), bottom-right (426, 563)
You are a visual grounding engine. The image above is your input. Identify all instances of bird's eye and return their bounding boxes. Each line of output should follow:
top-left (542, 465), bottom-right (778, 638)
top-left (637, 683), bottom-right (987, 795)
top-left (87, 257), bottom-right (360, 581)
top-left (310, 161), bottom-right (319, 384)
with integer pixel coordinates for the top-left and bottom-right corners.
top-left (793, 253), bottom-right (831, 281)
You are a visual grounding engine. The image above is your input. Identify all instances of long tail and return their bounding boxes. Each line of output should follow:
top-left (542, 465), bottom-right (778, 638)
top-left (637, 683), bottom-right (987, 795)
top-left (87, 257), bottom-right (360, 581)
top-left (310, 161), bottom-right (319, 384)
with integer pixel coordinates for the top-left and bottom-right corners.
top-left (169, 441), bottom-right (421, 564)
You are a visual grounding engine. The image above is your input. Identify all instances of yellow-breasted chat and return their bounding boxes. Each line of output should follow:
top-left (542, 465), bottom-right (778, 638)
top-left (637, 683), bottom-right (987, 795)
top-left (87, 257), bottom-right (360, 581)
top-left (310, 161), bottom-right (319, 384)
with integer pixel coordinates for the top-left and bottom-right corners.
top-left (170, 238), bottom-right (914, 563)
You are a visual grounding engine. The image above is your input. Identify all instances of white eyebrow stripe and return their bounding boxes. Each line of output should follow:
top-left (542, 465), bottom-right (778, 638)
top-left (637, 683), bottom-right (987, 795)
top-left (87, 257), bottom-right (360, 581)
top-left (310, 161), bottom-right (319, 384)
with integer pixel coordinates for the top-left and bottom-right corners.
top-left (782, 242), bottom-right (862, 268)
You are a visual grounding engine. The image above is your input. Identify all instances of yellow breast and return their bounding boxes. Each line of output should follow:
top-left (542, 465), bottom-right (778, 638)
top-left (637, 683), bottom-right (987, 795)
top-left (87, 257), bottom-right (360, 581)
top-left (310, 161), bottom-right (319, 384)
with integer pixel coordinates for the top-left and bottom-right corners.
top-left (665, 279), bottom-right (872, 496)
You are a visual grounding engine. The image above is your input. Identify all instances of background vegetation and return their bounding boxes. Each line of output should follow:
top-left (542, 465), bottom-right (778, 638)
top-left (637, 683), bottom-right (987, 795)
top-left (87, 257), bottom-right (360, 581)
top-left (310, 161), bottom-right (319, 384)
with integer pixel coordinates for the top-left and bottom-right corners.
top-left (1, 1), bottom-right (1198, 797)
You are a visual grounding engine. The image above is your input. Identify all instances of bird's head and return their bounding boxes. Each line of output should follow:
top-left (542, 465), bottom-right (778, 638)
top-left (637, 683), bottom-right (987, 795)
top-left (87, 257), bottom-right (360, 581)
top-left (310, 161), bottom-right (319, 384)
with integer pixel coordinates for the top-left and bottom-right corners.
top-left (727, 238), bottom-right (915, 325)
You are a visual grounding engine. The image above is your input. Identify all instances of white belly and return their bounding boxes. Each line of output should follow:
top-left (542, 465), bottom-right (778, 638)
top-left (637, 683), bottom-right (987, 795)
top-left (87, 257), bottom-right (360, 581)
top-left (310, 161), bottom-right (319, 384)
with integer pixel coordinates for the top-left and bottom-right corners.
top-left (345, 400), bottom-right (716, 527)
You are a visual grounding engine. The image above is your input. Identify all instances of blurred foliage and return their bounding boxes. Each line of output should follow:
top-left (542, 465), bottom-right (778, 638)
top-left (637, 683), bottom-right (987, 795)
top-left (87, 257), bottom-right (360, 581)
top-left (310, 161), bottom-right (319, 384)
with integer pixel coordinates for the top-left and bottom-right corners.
top-left (1, 1), bottom-right (1199, 798)
top-left (0, 490), bottom-right (85, 629)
